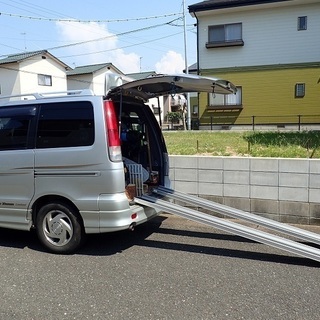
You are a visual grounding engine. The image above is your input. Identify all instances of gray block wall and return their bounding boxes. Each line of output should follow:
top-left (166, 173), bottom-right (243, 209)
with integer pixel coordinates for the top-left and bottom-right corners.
top-left (169, 155), bottom-right (320, 225)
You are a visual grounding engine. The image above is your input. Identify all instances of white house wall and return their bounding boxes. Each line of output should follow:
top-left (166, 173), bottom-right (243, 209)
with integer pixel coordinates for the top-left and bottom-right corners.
top-left (67, 74), bottom-right (94, 91)
top-left (0, 63), bottom-right (21, 96)
top-left (67, 66), bottom-right (124, 95)
top-left (196, 2), bottom-right (320, 69)
top-left (146, 97), bottom-right (165, 124)
top-left (92, 70), bottom-right (108, 95)
top-left (19, 56), bottom-right (67, 94)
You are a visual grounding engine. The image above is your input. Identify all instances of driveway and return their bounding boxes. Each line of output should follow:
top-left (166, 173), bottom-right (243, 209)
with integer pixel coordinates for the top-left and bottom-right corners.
top-left (0, 213), bottom-right (319, 319)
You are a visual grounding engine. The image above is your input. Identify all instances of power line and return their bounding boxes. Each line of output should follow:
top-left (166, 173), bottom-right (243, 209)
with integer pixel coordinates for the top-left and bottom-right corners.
top-left (0, 3), bottom-right (194, 73)
top-left (57, 31), bottom-right (184, 59)
top-left (0, 11), bottom-right (182, 23)
top-left (0, 17), bottom-right (183, 60)
top-left (0, 0), bottom-right (72, 19)
top-left (0, 64), bottom-right (73, 81)
top-left (45, 18), bottom-right (181, 52)
top-left (0, 16), bottom-right (191, 63)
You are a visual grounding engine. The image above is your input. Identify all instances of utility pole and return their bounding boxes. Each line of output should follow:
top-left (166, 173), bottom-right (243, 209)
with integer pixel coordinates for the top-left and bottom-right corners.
top-left (183, 0), bottom-right (191, 130)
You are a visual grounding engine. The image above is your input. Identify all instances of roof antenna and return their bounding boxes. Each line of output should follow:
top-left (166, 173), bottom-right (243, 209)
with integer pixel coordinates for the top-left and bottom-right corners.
top-left (21, 33), bottom-right (27, 51)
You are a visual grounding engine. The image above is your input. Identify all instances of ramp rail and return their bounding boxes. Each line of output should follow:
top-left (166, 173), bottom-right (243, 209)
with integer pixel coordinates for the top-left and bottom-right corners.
top-left (135, 186), bottom-right (320, 263)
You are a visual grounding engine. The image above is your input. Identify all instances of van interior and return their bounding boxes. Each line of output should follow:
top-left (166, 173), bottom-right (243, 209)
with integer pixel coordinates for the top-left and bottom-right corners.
top-left (112, 96), bottom-right (167, 199)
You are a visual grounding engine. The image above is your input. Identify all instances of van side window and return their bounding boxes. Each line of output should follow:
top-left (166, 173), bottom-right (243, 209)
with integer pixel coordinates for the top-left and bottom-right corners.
top-left (0, 106), bottom-right (35, 150)
top-left (36, 101), bottom-right (94, 148)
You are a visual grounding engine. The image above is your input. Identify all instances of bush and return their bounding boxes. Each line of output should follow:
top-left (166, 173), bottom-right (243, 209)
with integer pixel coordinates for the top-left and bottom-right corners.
top-left (166, 111), bottom-right (182, 123)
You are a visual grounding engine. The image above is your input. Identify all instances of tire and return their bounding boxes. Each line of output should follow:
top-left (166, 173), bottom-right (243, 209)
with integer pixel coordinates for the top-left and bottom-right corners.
top-left (36, 202), bottom-right (84, 254)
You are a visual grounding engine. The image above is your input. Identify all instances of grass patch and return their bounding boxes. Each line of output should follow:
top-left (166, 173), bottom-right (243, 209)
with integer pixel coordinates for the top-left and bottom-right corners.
top-left (162, 131), bottom-right (320, 158)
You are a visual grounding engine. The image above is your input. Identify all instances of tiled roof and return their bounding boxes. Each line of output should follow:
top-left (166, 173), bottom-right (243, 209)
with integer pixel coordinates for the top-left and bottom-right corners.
top-left (0, 50), bottom-right (70, 69)
top-left (67, 63), bottom-right (116, 76)
top-left (0, 50), bottom-right (48, 65)
top-left (189, 0), bottom-right (289, 12)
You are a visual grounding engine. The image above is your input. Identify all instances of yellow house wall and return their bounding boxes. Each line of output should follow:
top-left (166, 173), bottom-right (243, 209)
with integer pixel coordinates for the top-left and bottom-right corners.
top-left (199, 65), bottom-right (320, 125)
top-left (189, 96), bottom-right (198, 115)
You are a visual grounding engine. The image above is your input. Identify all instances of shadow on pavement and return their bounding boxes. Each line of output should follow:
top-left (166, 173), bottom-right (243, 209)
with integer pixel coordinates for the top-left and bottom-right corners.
top-left (0, 215), bottom-right (319, 268)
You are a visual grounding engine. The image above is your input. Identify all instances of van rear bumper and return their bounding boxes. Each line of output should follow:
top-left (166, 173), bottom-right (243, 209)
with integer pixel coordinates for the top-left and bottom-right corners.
top-left (99, 204), bottom-right (160, 233)
top-left (81, 192), bottom-right (160, 234)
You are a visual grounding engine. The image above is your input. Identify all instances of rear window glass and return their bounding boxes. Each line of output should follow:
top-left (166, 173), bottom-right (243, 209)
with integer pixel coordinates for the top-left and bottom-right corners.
top-left (36, 101), bottom-right (94, 148)
top-left (0, 106), bottom-right (35, 150)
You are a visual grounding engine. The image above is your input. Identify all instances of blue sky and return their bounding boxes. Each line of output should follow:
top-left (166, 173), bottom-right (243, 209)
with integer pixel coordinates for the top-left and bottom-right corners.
top-left (0, 0), bottom-right (198, 74)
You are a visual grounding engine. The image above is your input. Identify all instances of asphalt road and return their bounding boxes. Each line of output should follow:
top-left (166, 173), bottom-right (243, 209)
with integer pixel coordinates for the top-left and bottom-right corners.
top-left (1, 213), bottom-right (320, 320)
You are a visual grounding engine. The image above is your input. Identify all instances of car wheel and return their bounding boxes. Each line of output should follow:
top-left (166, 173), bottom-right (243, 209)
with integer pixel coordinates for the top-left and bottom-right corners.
top-left (36, 202), bottom-right (84, 254)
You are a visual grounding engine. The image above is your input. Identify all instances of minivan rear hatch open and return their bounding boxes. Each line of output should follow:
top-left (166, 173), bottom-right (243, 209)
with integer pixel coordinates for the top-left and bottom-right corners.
top-left (105, 73), bottom-right (237, 198)
top-left (106, 73), bottom-right (237, 101)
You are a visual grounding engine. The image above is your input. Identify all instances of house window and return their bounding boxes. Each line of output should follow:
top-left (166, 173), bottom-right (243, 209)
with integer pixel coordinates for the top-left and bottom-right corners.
top-left (295, 83), bottom-right (305, 98)
top-left (209, 87), bottom-right (242, 107)
top-left (207, 23), bottom-right (243, 48)
top-left (297, 16), bottom-right (307, 31)
top-left (193, 105), bottom-right (199, 116)
top-left (152, 104), bottom-right (161, 115)
top-left (38, 74), bottom-right (52, 86)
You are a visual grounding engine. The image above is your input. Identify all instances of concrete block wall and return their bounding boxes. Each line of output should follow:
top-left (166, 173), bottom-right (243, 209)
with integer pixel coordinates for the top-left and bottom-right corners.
top-left (169, 155), bottom-right (320, 225)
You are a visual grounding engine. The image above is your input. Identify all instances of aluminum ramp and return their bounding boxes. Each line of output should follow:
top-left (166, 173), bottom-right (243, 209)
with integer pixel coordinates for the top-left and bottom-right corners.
top-left (135, 187), bottom-right (320, 263)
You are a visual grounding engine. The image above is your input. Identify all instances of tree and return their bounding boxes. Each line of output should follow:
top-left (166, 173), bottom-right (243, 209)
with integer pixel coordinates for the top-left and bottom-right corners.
top-left (166, 111), bottom-right (182, 124)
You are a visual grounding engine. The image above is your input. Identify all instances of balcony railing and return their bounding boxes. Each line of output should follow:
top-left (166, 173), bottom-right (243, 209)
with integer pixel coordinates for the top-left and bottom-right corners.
top-left (206, 39), bottom-right (244, 48)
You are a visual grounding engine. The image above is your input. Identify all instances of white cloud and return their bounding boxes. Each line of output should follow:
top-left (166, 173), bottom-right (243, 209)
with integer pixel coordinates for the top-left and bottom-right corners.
top-left (155, 50), bottom-right (185, 74)
top-left (55, 21), bottom-right (140, 73)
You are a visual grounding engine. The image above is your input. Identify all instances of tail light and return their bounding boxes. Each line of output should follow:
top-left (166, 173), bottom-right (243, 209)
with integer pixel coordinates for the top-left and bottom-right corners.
top-left (103, 100), bottom-right (122, 162)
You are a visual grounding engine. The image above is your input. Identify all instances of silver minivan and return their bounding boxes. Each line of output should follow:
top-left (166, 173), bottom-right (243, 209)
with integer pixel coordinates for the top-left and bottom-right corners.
top-left (0, 74), bottom-right (236, 253)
